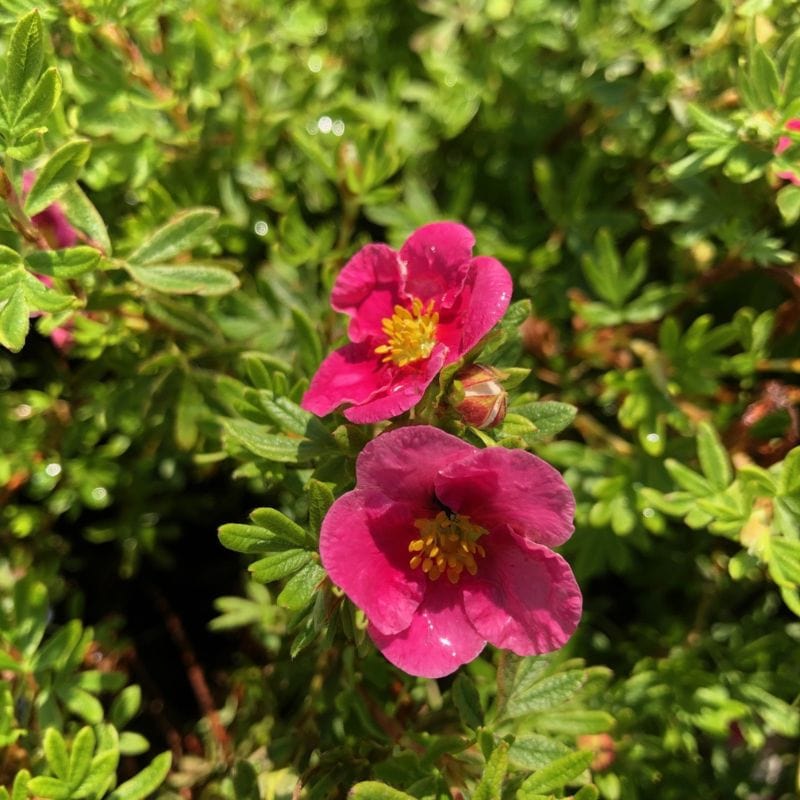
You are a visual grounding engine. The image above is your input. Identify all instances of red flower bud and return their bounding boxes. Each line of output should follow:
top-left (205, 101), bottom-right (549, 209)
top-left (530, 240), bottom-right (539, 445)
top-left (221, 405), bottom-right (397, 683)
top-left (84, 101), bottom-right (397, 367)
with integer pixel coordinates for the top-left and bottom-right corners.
top-left (453, 364), bottom-right (508, 429)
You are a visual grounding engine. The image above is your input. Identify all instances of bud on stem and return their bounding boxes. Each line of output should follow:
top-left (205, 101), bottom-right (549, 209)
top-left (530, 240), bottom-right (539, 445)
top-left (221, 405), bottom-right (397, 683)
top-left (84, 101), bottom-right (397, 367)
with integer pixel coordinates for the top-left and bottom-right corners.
top-left (451, 364), bottom-right (508, 429)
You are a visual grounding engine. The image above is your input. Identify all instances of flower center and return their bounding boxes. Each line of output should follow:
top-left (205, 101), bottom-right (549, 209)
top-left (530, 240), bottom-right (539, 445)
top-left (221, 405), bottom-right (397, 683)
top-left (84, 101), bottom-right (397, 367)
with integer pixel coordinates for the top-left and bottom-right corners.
top-left (374, 297), bottom-right (439, 367)
top-left (408, 511), bottom-right (487, 584)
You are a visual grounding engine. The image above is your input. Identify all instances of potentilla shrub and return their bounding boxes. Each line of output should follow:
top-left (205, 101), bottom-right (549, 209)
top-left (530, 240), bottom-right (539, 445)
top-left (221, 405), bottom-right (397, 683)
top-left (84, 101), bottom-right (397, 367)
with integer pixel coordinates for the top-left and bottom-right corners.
top-left (1, 3), bottom-right (799, 800)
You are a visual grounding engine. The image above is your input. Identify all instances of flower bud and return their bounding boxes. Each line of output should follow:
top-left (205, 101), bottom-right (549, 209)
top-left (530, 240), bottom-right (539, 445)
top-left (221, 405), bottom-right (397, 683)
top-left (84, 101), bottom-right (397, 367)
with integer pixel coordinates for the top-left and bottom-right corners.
top-left (453, 364), bottom-right (508, 429)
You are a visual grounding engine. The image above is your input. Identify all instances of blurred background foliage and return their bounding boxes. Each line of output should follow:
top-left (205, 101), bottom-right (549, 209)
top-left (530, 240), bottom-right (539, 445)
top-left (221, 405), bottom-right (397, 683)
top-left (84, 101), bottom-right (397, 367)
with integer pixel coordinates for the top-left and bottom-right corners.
top-left (1, 0), bottom-right (799, 798)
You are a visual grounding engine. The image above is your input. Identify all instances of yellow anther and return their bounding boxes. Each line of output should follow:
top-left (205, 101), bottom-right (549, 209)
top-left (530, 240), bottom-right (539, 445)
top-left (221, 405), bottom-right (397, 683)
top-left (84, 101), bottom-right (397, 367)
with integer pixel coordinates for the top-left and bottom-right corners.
top-left (408, 510), bottom-right (488, 584)
top-left (374, 297), bottom-right (439, 366)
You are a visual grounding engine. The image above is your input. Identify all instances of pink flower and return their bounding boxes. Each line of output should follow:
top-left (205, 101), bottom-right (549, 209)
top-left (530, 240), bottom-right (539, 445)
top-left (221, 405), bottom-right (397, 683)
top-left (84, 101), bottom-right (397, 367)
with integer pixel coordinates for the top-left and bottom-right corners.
top-left (301, 223), bottom-right (512, 423)
top-left (23, 172), bottom-right (79, 249)
top-left (24, 173), bottom-right (79, 350)
top-left (320, 425), bottom-right (582, 678)
top-left (773, 119), bottom-right (800, 184)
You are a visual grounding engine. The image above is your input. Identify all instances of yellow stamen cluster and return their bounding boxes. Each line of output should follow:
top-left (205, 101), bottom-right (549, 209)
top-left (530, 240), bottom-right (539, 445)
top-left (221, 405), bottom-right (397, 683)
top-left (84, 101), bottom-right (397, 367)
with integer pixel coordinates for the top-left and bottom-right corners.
top-left (374, 297), bottom-right (439, 367)
top-left (408, 511), bottom-right (488, 584)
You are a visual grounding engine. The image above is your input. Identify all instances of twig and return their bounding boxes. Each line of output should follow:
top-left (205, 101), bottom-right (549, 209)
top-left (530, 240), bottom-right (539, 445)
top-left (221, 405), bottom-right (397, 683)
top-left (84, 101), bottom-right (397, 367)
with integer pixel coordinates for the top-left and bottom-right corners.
top-left (151, 588), bottom-right (233, 763)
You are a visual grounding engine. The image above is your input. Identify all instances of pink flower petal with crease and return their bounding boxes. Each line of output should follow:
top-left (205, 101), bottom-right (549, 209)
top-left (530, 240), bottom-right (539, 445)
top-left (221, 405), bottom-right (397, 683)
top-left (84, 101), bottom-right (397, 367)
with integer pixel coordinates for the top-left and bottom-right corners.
top-left (320, 490), bottom-right (425, 635)
top-left (444, 256), bottom-right (512, 359)
top-left (463, 538), bottom-right (582, 655)
top-left (435, 446), bottom-right (575, 547)
top-left (355, 425), bottom-right (474, 507)
top-left (400, 222), bottom-right (475, 308)
top-left (368, 579), bottom-right (485, 678)
top-left (342, 343), bottom-right (448, 423)
top-left (332, 244), bottom-right (404, 343)
top-left (301, 342), bottom-right (392, 417)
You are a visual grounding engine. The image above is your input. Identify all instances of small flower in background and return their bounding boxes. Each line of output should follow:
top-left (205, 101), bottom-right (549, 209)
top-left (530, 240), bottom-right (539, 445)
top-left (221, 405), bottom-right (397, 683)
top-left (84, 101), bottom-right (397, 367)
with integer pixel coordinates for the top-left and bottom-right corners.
top-left (301, 222), bottom-right (512, 423)
top-left (320, 425), bottom-right (581, 678)
top-left (23, 171), bottom-right (79, 249)
top-left (773, 119), bottom-right (800, 186)
top-left (451, 363), bottom-right (508, 429)
top-left (24, 171), bottom-right (79, 351)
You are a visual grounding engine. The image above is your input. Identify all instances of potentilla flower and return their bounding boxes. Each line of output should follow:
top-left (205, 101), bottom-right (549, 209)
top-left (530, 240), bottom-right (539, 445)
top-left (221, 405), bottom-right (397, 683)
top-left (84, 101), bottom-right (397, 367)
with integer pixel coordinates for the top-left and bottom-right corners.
top-left (24, 172), bottom-right (79, 351)
top-left (23, 171), bottom-right (79, 249)
top-left (320, 425), bottom-right (582, 678)
top-left (301, 223), bottom-right (512, 423)
top-left (774, 119), bottom-right (800, 186)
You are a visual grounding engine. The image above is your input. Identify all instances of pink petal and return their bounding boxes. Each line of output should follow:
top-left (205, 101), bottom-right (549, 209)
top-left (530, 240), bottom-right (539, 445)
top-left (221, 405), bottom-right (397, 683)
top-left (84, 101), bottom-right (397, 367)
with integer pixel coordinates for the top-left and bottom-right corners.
top-left (355, 424), bottom-right (474, 507)
top-left (777, 169), bottom-right (800, 187)
top-left (463, 538), bottom-right (582, 655)
top-left (342, 344), bottom-right (448, 423)
top-left (435, 447), bottom-right (575, 547)
top-left (301, 342), bottom-right (391, 417)
top-left (368, 578), bottom-right (485, 678)
top-left (787, 119), bottom-right (800, 132)
top-left (50, 326), bottom-right (74, 351)
top-left (400, 222), bottom-right (475, 308)
top-left (775, 135), bottom-right (792, 155)
top-left (33, 205), bottom-right (79, 249)
top-left (332, 244), bottom-right (403, 343)
top-left (436, 256), bottom-right (512, 363)
top-left (320, 490), bottom-right (425, 635)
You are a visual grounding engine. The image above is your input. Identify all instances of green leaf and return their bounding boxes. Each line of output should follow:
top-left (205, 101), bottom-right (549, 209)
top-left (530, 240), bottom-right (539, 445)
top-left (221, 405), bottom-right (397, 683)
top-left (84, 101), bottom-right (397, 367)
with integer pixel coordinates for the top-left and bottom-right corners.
top-left (276, 561), bottom-right (326, 610)
top-left (291, 306), bottom-right (323, 374)
top-left (574, 786), bottom-right (600, 800)
top-left (11, 771), bottom-right (31, 800)
top-left (32, 620), bottom-right (83, 672)
top-left (506, 401), bottom-right (577, 439)
top-left (126, 263), bottom-right (239, 296)
top-left (57, 185), bottom-right (111, 254)
top-left (307, 479), bottom-right (334, 539)
top-left (473, 740), bottom-right (509, 800)
top-left (349, 782), bottom-right (416, 800)
top-left (107, 751), bottom-right (172, 800)
top-left (232, 761), bottom-right (260, 800)
top-left (257, 392), bottom-right (311, 435)
top-left (750, 46), bottom-right (780, 107)
top-left (24, 140), bottom-right (91, 216)
top-left (25, 777), bottom-right (69, 800)
top-left (74, 748), bottom-right (119, 798)
top-left (533, 710), bottom-right (615, 735)
top-left (452, 674), bottom-right (483, 729)
top-left (6, 126), bottom-right (45, 159)
top-left (769, 537), bottom-right (800, 586)
top-left (664, 459), bottom-right (714, 497)
top-left (776, 184), bottom-right (800, 225)
top-left (582, 229), bottom-right (624, 306)
top-left (219, 522), bottom-right (293, 554)
top-left (13, 65), bottom-right (60, 131)
top-left (26, 247), bottom-right (101, 279)
top-left (697, 422), bottom-right (733, 491)
top-left (686, 103), bottom-right (736, 136)
top-left (43, 728), bottom-right (69, 779)
top-left (119, 732), bottom-right (150, 756)
top-left (223, 418), bottom-right (306, 463)
top-left (508, 735), bottom-right (571, 771)
top-left (249, 549), bottom-right (312, 582)
top-left (517, 750), bottom-right (593, 797)
top-left (67, 726), bottom-right (95, 789)
top-left (0, 287), bottom-right (30, 352)
top-left (250, 507), bottom-right (313, 548)
top-left (56, 685), bottom-right (103, 724)
top-left (128, 208), bottom-right (219, 265)
top-left (504, 670), bottom-right (585, 719)
top-left (5, 10), bottom-right (44, 110)
top-left (779, 447), bottom-right (800, 496)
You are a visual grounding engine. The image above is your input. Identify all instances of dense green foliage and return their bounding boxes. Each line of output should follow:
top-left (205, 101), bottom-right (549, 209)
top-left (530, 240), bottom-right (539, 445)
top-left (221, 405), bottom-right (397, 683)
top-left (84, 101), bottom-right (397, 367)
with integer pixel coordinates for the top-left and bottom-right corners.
top-left (1, 1), bottom-right (799, 799)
